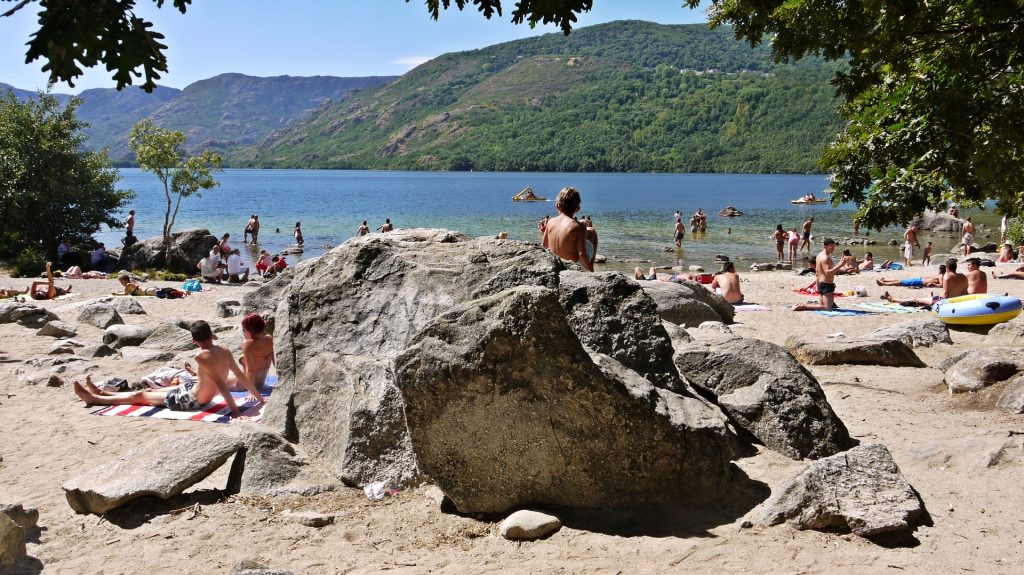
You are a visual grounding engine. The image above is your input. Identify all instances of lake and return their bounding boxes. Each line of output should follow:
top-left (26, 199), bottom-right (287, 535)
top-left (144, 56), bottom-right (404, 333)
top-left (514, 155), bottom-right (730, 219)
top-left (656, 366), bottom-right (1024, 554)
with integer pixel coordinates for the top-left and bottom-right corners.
top-left (97, 169), bottom-right (956, 271)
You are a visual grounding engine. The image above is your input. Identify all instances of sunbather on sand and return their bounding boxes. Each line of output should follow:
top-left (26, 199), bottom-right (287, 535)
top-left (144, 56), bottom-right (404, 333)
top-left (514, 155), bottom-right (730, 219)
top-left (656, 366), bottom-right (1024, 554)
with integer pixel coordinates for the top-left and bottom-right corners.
top-left (114, 274), bottom-right (158, 296)
top-left (634, 267), bottom-right (657, 281)
top-left (61, 266), bottom-right (107, 279)
top-left (993, 264), bottom-right (1024, 280)
top-left (875, 264), bottom-right (945, 288)
top-left (72, 321), bottom-right (264, 417)
top-left (882, 259), bottom-right (967, 307)
top-left (227, 313), bottom-right (274, 390)
top-left (0, 287), bottom-right (27, 298)
top-left (30, 262), bottom-right (72, 300)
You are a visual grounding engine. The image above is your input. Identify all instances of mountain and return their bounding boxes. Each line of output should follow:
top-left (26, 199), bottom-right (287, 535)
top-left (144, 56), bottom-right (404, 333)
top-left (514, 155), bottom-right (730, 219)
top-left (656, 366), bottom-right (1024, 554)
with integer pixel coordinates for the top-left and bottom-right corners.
top-left (234, 21), bottom-right (845, 173)
top-left (2, 74), bottom-right (398, 163)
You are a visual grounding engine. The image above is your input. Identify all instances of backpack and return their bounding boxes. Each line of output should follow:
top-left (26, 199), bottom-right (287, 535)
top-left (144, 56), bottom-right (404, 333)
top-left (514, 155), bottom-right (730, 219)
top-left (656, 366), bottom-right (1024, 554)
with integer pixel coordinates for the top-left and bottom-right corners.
top-left (157, 287), bottom-right (187, 299)
top-left (182, 279), bottom-right (202, 292)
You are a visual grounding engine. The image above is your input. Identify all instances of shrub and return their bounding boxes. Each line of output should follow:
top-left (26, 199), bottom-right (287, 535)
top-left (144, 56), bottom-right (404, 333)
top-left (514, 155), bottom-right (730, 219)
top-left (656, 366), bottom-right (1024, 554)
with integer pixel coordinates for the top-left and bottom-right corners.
top-left (13, 248), bottom-right (46, 277)
top-left (1007, 219), bottom-right (1024, 248)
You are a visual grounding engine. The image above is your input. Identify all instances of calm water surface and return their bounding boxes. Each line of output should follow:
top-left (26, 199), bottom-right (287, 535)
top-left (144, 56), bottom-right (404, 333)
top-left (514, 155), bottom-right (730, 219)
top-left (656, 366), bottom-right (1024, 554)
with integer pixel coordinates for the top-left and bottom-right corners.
top-left (97, 170), bottom-right (970, 270)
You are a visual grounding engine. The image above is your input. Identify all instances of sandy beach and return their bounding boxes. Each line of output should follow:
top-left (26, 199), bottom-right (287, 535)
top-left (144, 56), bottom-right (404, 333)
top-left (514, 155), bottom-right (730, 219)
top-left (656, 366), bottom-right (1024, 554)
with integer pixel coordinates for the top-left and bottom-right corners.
top-left (2, 253), bottom-right (1023, 574)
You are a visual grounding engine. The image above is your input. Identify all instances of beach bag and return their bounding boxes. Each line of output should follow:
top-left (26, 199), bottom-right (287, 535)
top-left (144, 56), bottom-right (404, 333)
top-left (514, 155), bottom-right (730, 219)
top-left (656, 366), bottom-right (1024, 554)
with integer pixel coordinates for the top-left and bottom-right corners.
top-left (182, 279), bottom-right (202, 292)
top-left (156, 287), bottom-right (187, 299)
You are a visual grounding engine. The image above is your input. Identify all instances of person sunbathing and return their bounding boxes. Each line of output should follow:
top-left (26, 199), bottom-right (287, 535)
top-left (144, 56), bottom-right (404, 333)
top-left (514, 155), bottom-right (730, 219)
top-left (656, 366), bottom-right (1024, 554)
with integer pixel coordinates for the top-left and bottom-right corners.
top-left (0, 287), bottom-right (27, 298)
top-left (634, 267), bottom-right (657, 281)
top-left (62, 266), bottom-right (107, 279)
top-left (72, 321), bottom-right (264, 418)
top-left (993, 264), bottom-right (1024, 280)
top-left (114, 274), bottom-right (158, 296)
top-left (875, 264), bottom-right (945, 288)
top-left (227, 313), bottom-right (274, 390)
top-left (30, 262), bottom-right (72, 300)
top-left (882, 260), bottom-right (966, 307)
top-left (835, 249), bottom-right (859, 274)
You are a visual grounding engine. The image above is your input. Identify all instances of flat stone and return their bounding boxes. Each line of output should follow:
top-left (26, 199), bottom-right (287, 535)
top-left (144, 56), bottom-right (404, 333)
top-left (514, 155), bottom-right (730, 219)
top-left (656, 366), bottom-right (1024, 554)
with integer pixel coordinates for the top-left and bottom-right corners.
top-left (281, 510), bottom-right (334, 528)
top-left (0, 302), bottom-right (58, 327)
top-left (989, 322), bottom-right (1024, 343)
top-left (903, 431), bottom-right (1024, 470)
top-left (78, 344), bottom-right (116, 358)
top-left (63, 431), bottom-right (241, 514)
top-left (785, 337), bottom-right (926, 367)
top-left (58, 296), bottom-right (146, 316)
top-left (102, 324), bottom-right (155, 349)
top-left (866, 318), bottom-right (952, 348)
top-left (762, 444), bottom-right (925, 538)
top-left (37, 320), bottom-right (77, 338)
top-left (500, 510), bottom-right (562, 540)
top-left (141, 321), bottom-right (196, 352)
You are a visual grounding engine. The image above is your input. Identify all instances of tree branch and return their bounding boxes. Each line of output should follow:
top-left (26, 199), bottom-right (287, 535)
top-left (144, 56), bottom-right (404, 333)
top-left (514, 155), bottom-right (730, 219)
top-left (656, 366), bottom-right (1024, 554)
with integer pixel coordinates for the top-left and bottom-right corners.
top-left (1, 0), bottom-right (33, 19)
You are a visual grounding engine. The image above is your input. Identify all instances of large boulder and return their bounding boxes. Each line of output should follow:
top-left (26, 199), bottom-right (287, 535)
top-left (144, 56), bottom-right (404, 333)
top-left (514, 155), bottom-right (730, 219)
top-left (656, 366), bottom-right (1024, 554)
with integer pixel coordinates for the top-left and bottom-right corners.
top-left (674, 337), bottom-right (856, 460)
top-left (943, 351), bottom-right (1024, 393)
top-left (225, 424), bottom-right (341, 497)
top-left (62, 431), bottom-right (240, 514)
top-left (997, 374), bottom-right (1024, 414)
top-left (141, 320), bottom-right (195, 351)
top-left (557, 271), bottom-right (683, 390)
top-left (37, 320), bottom-right (77, 338)
top-left (59, 296), bottom-right (146, 316)
top-left (912, 210), bottom-right (962, 232)
top-left (637, 280), bottom-right (735, 327)
top-left (762, 444), bottom-right (926, 538)
top-left (262, 230), bottom-right (566, 487)
top-left (102, 324), bottom-right (155, 349)
top-left (865, 318), bottom-right (952, 348)
top-left (394, 285), bottom-right (743, 514)
top-left (785, 337), bottom-right (926, 367)
top-left (76, 304), bottom-right (124, 329)
top-left (116, 228), bottom-right (217, 273)
top-left (0, 302), bottom-right (57, 329)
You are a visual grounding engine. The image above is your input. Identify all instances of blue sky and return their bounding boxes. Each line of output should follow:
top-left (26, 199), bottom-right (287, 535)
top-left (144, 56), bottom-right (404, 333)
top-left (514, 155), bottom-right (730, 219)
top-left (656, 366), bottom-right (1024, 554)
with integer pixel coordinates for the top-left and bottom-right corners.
top-left (1, 1), bottom-right (709, 93)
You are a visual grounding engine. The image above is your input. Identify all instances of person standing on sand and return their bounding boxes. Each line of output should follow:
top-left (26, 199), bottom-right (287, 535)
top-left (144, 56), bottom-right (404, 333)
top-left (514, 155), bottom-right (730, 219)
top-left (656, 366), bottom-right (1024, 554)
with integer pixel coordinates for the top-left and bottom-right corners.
top-left (542, 187), bottom-right (593, 272)
top-left (674, 217), bottom-right (685, 248)
top-left (357, 220), bottom-right (370, 236)
top-left (72, 320), bottom-right (264, 417)
top-left (799, 217), bottom-right (814, 253)
top-left (922, 241), bottom-right (933, 265)
top-left (793, 238), bottom-right (848, 311)
top-left (294, 222), bottom-right (304, 246)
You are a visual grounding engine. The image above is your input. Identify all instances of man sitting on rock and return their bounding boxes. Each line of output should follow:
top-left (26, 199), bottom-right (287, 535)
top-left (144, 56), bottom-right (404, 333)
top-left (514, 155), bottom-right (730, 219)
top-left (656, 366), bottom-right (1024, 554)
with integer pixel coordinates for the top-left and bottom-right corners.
top-left (710, 261), bottom-right (744, 304)
top-left (541, 187), bottom-right (593, 272)
top-left (72, 320), bottom-right (264, 417)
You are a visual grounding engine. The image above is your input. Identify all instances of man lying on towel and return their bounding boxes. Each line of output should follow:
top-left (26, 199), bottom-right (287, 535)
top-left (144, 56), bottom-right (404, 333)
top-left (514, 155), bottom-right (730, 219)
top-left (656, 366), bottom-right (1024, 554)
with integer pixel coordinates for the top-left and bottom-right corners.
top-left (72, 320), bottom-right (264, 418)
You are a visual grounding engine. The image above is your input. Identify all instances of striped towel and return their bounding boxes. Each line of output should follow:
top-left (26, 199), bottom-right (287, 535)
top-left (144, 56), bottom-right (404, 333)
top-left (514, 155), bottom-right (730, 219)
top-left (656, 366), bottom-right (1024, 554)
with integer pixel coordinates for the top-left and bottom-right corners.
top-left (813, 308), bottom-right (875, 317)
top-left (92, 376), bottom-right (275, 423)
top-left (852, 302), bottom-right (928, 314)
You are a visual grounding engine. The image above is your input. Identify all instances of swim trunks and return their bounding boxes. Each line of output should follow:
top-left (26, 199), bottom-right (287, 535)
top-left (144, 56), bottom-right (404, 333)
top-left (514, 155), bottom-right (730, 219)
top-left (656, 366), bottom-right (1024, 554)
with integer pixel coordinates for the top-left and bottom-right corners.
top-left (963, 232), bottom-right (974, 244)
top-left (903, 242), bottom-right (914, 259)
top-left (816, 281), bottom-right (836, 295)
top-left (675, 232), bottom-right (684, 240)
top-left (164, 379), bottom-right (200, 411)
top-left (803, 230), bottom-right (810, 241)
top-left (900, 277), bottom-right (925, 287)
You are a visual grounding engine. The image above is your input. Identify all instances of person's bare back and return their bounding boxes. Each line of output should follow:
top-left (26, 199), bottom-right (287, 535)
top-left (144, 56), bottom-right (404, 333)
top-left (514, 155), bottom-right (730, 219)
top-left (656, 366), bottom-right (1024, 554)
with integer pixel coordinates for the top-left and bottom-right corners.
top-left (710, 263), bottom-right (743, 304)
top-left (542, 187), bottom-right (593, 271)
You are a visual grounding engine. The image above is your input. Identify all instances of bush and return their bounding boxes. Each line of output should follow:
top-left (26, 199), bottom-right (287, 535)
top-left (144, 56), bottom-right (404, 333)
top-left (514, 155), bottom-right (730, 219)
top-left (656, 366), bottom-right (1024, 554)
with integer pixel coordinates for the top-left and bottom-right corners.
top-left (1006, 219), bottom-right (1024, 248)
top-left (13, 248), bottom-right (46, 277)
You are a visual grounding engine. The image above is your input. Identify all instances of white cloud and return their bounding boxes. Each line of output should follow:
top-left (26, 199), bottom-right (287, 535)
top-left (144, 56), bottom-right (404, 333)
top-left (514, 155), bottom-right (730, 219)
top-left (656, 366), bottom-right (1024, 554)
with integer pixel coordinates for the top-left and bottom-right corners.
top-left (390, 56), bottom-right (433, 69)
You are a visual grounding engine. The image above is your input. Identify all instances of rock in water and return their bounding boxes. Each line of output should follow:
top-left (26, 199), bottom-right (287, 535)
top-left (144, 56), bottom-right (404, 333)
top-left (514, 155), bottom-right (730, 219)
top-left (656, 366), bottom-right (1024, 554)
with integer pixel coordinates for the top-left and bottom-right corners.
top-left (500, 510), bottom-right (562, 540)
top-left (674, 337), bottom-right (855, 460)
top-left (762, 444), bottom-right (925, 538)
top-left (558, 271), bottom-right (683, 390)
top-left (395, 285), bottom-right (742, 514)
top-left (62, 431), bottom-right (241, 514)
top-left (785, 337), bottom-right (926, 368)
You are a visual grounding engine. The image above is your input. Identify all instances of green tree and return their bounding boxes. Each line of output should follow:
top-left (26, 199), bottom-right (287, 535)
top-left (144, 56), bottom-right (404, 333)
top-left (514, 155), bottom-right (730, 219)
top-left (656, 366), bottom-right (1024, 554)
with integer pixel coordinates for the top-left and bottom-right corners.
top-left (128, 119), bottom-right (222, 268)
top-left (0, 89), bottom-right (131, 259)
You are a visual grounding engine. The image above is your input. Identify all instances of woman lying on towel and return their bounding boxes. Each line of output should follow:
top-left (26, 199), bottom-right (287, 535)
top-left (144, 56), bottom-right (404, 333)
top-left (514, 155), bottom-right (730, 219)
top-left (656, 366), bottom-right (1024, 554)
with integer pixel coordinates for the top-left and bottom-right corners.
top-left (113, 274), bottom-right (158, 296)
top-left (30, 262), bottom-right (72, 300)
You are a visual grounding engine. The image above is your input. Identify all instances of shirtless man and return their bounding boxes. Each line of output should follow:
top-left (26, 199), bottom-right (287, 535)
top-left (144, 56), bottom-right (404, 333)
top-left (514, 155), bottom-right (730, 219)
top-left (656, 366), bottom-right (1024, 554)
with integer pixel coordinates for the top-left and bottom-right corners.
top-left (243, 214), bottom-right (257, 244)
top-left (674, 217), bottom-right (685, 248)
top-left (793, 238), bottom-right (848, 311)
top-left (72, 320), bottom-right (264, 417)
top-left (125, 209), bottom-right (135, 237)
top-left (377, 219), bottom-right (394, 233)
top-left (357, 220), bottom-right (370, 236)
top-left (542, 187), bottom-right (593, 272)
top-left (883, 259), bottom-right (968, 306)
top-left (799, 217), bottom-right (814, 253)
top-left (902, 224), bottom-right (919, 265)
top-left (710, 261), bottom-right (743, 304)
top-left (964, 258), bottom-right (988, 294)
top-left (962, 217), bottom-right (976, 256)
top-left (228, 313), bottom-right (274, 390)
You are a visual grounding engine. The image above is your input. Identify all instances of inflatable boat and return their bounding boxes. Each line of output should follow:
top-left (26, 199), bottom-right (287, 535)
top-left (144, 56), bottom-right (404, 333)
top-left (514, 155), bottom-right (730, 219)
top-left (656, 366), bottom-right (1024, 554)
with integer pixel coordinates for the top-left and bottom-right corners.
top-left (933, 294), bottom-right (1022, 326)
top-left (512, 187), bottom-right (547, 202)
top-left (790, 198), bottom-right (828, 205)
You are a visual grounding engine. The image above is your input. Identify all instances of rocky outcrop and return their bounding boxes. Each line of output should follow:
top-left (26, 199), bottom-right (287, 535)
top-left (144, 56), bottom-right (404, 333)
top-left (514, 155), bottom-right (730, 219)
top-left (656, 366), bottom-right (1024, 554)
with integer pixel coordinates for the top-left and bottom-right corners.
top-left (674, 337), bottom-right (855, 460)
top-left (558, 271), bottom-right (683, 390)
top-left (262, 230), bottom-right (566, 488)
top-left (63, 431), bottom-right (240, 514)
top-left (865, 318), bottom-right (952, 348)
top-left (997, 374), bottom-right (1024, 414)
top-left (59, 296), bottom-right (146, 316)
top-left (0, 302), bottom-right (57, 329)
top-left (637, 280), bottom-right (735, 327)
top-left (762, 444), bottom-right (926, 538)
top-left (785, 337), bottom-right (926, 367)
top-left (395, 286), bottom-right (743, 514)
top-left (141, 320), bottom-right (195, 352)
top-left (912, 210), bottom-right (962, 232)
top-left (116, 228), bottom-right (217, 273)
top-left (0, 514), bottom-right (26, 568)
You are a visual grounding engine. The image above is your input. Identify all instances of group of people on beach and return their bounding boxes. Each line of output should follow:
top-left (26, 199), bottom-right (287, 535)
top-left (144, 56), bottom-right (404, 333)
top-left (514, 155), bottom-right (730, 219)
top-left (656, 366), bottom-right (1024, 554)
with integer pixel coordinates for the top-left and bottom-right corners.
top-left (771, 218), bottom-right (817, 265)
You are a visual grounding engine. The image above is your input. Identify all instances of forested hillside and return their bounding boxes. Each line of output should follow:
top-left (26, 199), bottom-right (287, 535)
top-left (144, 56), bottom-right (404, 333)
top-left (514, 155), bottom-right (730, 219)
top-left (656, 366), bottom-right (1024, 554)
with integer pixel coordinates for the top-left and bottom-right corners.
top-left (235, 21), bottom-right (845, 173)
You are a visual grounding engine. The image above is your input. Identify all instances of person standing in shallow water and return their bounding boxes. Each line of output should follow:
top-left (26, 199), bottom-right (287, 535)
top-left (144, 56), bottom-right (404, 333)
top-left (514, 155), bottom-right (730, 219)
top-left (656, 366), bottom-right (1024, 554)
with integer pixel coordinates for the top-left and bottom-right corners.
top-left (542, 187), bottom-right (593, 272)
top-left (294, 222), bottom-right (304, 246)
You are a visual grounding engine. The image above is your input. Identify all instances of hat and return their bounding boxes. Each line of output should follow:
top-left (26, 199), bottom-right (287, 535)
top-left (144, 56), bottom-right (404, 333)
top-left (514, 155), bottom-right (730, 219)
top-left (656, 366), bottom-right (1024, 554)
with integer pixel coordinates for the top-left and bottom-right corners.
top-left (189, 320), bottom-right (218, 342)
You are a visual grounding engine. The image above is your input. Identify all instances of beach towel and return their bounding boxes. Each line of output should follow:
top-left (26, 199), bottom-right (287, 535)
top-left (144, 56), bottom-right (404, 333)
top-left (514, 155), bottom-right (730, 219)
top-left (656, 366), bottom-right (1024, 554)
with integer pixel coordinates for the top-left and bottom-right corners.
top-left (852, 302), bottom-right (928, 314)
top-left (733, 304), bottom-right (771, 312)
top-left (813, 308), bottom-right (875, 317)
top-left (91, 376), bottom-right (275, 423)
